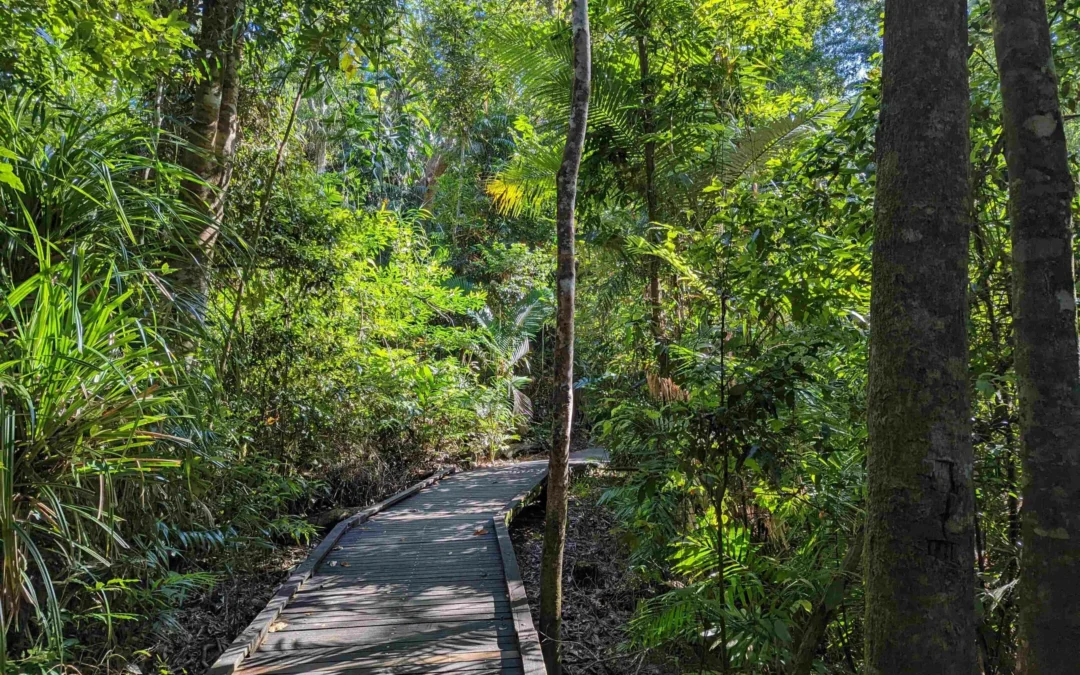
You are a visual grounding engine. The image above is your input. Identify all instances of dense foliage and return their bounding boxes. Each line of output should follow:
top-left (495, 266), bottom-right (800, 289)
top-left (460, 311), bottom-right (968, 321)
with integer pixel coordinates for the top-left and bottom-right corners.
top-left (1, 0), bottom-right (1077, 672)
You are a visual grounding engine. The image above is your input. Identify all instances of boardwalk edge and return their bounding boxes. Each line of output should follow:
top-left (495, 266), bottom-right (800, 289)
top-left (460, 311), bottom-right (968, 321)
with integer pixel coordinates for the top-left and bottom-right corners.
top-left (494, 472), bottom-right (549, 675)
top-left (493, 453), bottom-right (605, 675)
top-left (205, 465), bottom-right (457, 675)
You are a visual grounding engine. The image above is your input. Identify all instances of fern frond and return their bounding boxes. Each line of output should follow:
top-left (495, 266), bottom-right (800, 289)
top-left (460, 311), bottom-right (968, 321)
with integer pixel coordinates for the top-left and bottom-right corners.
top-left (720, 104), bottom-right (845, 187)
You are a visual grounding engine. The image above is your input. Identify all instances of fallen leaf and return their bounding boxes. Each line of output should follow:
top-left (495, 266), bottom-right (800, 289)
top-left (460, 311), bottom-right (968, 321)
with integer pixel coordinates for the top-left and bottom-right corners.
top-left (474, 527), bottom-right (488, 536)
top-left (268, 621), bottom-right (288, 633)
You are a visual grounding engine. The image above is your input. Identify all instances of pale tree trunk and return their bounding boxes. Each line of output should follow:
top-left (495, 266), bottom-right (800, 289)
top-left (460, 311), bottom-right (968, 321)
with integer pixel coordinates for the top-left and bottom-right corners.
top-left (991, 1), bottom-right (1080, 670)
top-left (178, 0), bottom-right (245, 302)
top-left (207, 21), bottom-right (244, 227)
top-left (865, 1), bottom-right (977, 673)
top-left (538, 0), bottom-right (590, 672)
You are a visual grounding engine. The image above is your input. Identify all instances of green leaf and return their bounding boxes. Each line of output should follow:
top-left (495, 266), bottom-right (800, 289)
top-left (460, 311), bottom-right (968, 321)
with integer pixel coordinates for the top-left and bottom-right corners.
top-left (0, 163), bottom-right (24, 192)
top-left (824, 577), bottom-right (846, 610)
top-left (773, 619), bottom-right (792, 642)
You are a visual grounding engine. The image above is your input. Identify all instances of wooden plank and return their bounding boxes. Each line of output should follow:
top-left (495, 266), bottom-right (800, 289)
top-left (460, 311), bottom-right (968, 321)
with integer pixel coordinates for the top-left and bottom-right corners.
top-left (322, 547), bottom-right (500, 563)
top-left (282, 601), bottom-right (506, 618)
top-left (264, 623), bottom-right (512, 643)
top-left (276, 610), bottom-right (513, 630)
top-left (258, 620), bottom-right (513, 650)
top-left (310, 551), bottom-right (499, 569)
top-left (291, 581), bottom-right (510, 599)
top-left (493, 515), bottom-right (545, 675)
top-left (244, 663), bottom-right (522, 675)
top-left (286, 584), bottom-right (506, 602)
top-left (313, 568), bottom-right (504, 581)
top-left (241, 649), bottom-right (520, 675)
top-left (242, 640), bottom-right (516, 666)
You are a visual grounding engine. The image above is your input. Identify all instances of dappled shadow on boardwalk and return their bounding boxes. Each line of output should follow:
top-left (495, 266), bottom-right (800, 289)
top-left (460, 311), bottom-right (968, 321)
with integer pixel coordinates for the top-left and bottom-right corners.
top-left (234, 462), bottom-right (548, 675)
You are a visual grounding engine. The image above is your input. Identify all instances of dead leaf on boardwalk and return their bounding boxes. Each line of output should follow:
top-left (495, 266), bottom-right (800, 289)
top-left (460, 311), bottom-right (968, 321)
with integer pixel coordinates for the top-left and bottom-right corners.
top-left (474, 527), bottom-right (488, 536)
top-left (268, 621), bottom-right (288, 633)
top-left (332, 546), bottom-right (343, 551)
top-left (328, 560), bottom-right (339, 567)
top-left (341, 561), bottom-right (350, 567)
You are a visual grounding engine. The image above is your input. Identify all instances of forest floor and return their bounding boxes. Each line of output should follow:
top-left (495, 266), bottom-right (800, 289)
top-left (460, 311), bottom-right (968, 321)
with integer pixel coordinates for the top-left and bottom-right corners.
top-left (154, 545), bottom-right (310, 673)
top-left (510, 468), bottom-right (680, 675)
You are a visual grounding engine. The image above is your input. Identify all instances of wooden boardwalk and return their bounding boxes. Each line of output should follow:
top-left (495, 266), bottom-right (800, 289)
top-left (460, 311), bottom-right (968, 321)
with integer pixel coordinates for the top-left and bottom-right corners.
top-left (211, 451), bottom-right (604, 675)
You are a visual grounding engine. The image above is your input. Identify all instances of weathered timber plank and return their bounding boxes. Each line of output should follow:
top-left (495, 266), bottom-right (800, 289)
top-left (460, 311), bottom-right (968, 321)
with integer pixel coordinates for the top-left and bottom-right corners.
top-left (241, 640), bottom-right (513, 666)
top-left (491, 467), bottom-right (549, 675)
top-left (258, 620), bottom-right (514, 650)
top-left (254, 626), bottom-right (511, 652)
top-left (281, 599), bottom-right (510, 616)
top-left (241, 649), bottom-right (520, 675)
top-left (276, 610), bottom-right (513, 630)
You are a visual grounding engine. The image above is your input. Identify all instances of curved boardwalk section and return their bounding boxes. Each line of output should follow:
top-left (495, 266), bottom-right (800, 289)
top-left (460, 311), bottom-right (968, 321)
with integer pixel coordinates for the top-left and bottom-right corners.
top-left (210, 452), bottom-right (603, 675)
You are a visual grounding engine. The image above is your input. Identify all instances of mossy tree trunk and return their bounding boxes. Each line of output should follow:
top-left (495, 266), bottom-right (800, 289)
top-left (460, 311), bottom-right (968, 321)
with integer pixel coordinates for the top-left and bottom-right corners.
top-left (991, 0), bottom-right (1080, 670)
top-left (865, 1), bottom-right (977, 673)
top-left (538, 0), bottom-right (590, 673)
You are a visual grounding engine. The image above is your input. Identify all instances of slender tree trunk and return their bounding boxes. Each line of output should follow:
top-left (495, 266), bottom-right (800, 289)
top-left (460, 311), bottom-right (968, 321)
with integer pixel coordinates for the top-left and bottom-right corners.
top-left (789, 527), bottom-right (864, 675)
top-left (865, 1), bottom-right (976, 673)
top-left (220, 61), bottom-right (315, 374)
top-left (538, 0), bottom-right (590, 672)
top-left (183, 0), bottom-right (244, 212)
top-left (207, 19), bottom-right (244, 230)
top-left (991, 1), bottom-right (1080, 670)
top-left (636, 26), bottom-right (667, 376)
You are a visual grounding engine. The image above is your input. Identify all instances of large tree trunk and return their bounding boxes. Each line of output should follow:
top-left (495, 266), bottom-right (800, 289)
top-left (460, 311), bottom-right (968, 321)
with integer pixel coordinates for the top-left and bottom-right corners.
top-left (864, 1), bottom-right (976, 673)
top-left (538, 0), bottom-right (590, 672)
top-left (991, 1), bottom-right (1080, 670)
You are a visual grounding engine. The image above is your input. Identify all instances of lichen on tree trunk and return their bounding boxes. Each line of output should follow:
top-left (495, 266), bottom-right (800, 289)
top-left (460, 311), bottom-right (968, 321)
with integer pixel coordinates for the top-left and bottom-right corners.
top-left (991, 0), bottom-right (1080, 670)
top-left (865, 1), bottom-right (977, 673)
top-left (178, 0), bottom-right (246, 302)
top-left (538, 1), bottom-right (590, 673)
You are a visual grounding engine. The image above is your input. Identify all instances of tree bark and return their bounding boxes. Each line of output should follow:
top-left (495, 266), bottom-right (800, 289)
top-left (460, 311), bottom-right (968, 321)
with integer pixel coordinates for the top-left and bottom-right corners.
top-left (178, 0), bottom-right (245, 300)
top-left (538, 0), bottom-right (590, 673)
top-left (991, 1), bottom-right (1080, 670)
top-left (636, 24), bottom-right (667, 376)
top-left (865, 1), bottom-right (977, 673)
top-left (789, 527), bottom-right (864, 675)
top-left (183, 0), bottom-right (244, 212)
